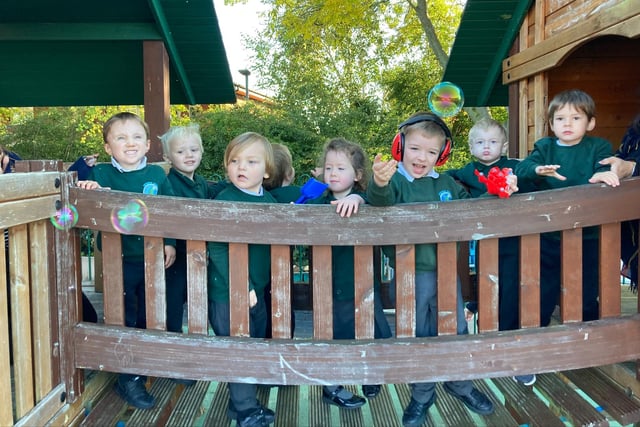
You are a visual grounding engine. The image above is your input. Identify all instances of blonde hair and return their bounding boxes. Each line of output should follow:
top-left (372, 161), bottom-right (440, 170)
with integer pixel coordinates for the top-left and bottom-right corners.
top-left (159, 124), bottom-right (203, 156)
top-left (264, 143), bottom-right (294, 190)
top-left (468, 118), bottom-right (508, 146)
top-left (224, 132), bottom-right (274, 177)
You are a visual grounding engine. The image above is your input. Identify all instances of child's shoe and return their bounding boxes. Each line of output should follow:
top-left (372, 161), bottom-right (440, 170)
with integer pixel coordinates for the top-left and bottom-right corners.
top-left (402, 394), bottom-right (436, 427)
top-left (362, 384), bottom-right (381, 398)
top-left (237, 406), bottom-right (276, 427)
top-left (114, 376), bottom-right (155, 409)
top-left (513, 374), bottom-right (537, 386)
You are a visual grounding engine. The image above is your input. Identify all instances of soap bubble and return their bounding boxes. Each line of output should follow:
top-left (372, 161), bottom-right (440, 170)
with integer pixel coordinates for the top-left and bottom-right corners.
top-left (50, 204), bottom-right (79, 230)
top-left (428, 82), bottom-right (464, 118)
top-left (110, 199), bottom-right (149, 234)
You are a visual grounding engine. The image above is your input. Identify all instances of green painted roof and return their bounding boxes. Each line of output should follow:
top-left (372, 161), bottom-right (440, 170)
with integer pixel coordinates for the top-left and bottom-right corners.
top-left (442, 0), bottom-right (533, 107)
top-left (0, 0), bottom-right (236, 107)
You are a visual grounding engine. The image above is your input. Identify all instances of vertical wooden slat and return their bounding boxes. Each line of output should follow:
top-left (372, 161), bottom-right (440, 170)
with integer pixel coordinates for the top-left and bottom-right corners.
top-left (520, 234), bottom-right (541, 328)
top-left (186, 240), bottom-right (208, 335)
top-left (561, 229), bottom-right (582, 323)
top-left (144, 236), bottom-right (166, 331)
top-left (312, 246), bottom-right (332, 340)
top-left (477, 239), bottom-right (499, 332)
top-left (229, 243), bottom-right (250, 337)
top-left (10, 224), bottom-right (34, 418)
top-left (0, 229), bottom-right (13, 426)
top-left (271, 245), bottom-right (292, 339)
top-left (437, 242), bottom-right (458, 335)
top-left (354, 245), bottom-right (374, 339)
top-left (600, 223), bottom-right (621, 318)
top-left (102, 232), bottom-right (124, 326)
top-left (30, 220), bottom-right (53, 400)
top-left (395, 245), bottom-right (415, 338)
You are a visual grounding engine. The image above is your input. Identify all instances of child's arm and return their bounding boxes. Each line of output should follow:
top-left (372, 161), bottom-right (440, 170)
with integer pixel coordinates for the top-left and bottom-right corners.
top-left (534, 165), bottom-right (566, 181)
top-left (164, 245), bottom-right (176, 268)
top-left (588, 171), bottom-right (620, 187)
top-left (331, 194), bottom-right (364, 218)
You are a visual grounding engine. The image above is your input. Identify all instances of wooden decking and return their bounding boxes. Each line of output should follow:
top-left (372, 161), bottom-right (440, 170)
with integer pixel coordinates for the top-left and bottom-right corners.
top-left (78, 285), bottom-right (640, 427)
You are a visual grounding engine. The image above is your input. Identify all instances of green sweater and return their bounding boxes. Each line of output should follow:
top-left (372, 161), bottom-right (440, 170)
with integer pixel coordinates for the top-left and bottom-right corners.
top-left (269, 185), bottom-right (301, 204)
top-left (515, 136), bottom-right (612, 189)
top-left (308, 190), bottom-right (367, 301)
top-left (89, 163), bottom-right (175, 262)
top-left (367, 171), bottom-right (469, 272)
top-left (207, 185), bottom-right (277, 302)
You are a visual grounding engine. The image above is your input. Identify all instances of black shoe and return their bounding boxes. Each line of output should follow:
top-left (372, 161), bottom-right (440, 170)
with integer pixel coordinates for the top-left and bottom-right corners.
top-left (322, 386), bottom-right (366, 409)
top-left (171, 378), bottom-right (196, 386)
top-left (237, 406), bottom-right (276, 427)
top-left (114, 377), bottom-right (155, 409)
top-left (443, 383), bottom-right (494, 415)
top-left (227, 400), bottom-right (275, 423)
top-left (362, 385), bottom-right (381, 398)
top-left (402, 394), bottom-right (436, 427)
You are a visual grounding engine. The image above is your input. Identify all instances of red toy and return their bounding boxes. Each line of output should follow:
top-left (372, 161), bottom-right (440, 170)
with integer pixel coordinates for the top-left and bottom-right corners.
top-left (474, 167), bottom-right (512, 198)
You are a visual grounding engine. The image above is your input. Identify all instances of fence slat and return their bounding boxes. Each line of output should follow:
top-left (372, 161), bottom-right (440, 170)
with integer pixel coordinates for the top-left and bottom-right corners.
top-left (312, 246), bottom-right (332, 340)
top-left (520, 234), bottom-right (541, 328)
top-left (395, 245), bottom-right (415, 338)
top-left (271, 245), bottom-right (292, 339)
top-left (437, 242), bottom-right (458, 335)
top-left (561, 229), bottom-right (582, 323)
top-left (354, 245), bottom-right (374, 339)
top-left (187, 240), bottom-right (208, 335)
top-left (102, 232), bottom-right (124, 326)
top-left (145, 236), bottom-right (167, 331)
top-left (600, 223), bottom-right (622, 318)
top-left (229, 243), bottom-right (250, 337)
top-left (477, 239), bottom-right (499, 332)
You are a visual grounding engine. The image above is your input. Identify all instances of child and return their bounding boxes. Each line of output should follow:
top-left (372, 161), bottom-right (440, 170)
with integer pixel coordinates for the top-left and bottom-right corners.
top-left (515, 89), bottom-right (618, 326)
top-left (368, 112), bottom-right (507, 426)
top-left (77, 112), bottom-right (176, 410)
top-left (309, 137), bottom-right (392, 406)
top-left (160, 124), bottom-right (211, 386)
top-left (207, 132), bottom-right (276, 427)
top-left (447, 118), bottom-right (536, 386)
top-left (264, 143), bottom-right (301, 203)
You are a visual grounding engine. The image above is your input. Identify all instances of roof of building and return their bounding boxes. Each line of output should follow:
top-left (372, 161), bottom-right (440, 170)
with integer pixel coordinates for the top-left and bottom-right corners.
top-left (442, 0), bottom-right (533, 107)
top-left (0, 0), bottom-right (237, 107)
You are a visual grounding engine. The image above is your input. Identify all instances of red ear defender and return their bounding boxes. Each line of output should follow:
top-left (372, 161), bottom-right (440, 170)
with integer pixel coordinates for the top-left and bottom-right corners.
top-left (391, 133), bottom-right (403, 161)
top-left (390, 113), bottom-right (454, 166)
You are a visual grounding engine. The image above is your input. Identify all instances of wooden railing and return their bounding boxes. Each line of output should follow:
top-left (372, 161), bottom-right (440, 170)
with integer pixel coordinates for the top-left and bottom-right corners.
top-left (3, 170), bottom-right (640, 425)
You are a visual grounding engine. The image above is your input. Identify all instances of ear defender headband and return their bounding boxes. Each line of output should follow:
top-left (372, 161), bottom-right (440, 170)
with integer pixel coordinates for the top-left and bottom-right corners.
top-left (391, 113), bottom-right (453, 166)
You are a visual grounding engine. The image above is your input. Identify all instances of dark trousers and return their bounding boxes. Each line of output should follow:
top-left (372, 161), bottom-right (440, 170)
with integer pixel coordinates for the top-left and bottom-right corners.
top-left (621, 220), bottom-right (638, 289)
top-left (410, 271), bottom-right (473, 404)
top-left (540, 235), bottom-right (600, 326)
top-left (497, 237), bottom-right (521, 331)
top-left (120, 260), bottom-right (147, 385)
top-left (165, 254), bottom-right (188, 333)
top-left (208, 297), bottom-right (267, 413)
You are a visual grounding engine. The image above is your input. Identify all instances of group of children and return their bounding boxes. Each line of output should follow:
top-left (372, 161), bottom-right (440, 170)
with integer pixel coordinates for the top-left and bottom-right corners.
top-left (76, 88), bottom-right (623, 427)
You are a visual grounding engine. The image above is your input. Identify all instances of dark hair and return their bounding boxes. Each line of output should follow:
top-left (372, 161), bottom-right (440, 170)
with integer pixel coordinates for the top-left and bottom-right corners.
top-left (318, 138), bottom-right (369, 193)
top-left (548, 89), bottom-right (596, 122)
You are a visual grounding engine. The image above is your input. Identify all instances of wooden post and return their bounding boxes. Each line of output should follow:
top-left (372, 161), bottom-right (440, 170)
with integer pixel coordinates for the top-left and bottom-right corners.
top-left (143, 40), bottom-right (170, 162)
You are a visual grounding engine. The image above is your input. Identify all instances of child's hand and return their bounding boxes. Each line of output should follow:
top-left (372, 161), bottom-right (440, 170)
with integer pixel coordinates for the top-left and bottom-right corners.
top-left (588, 171), bottom-right (620, 187)
top-left (249, 289), bottom-right (258, 308)
top-left (535, 165), bottom-right (566, 181)
top-left (505, 173), bottom-right (519, 195)
top-left (164, 245), bottom-right (176, 268)
top-left (76, 180), bottom-right (103, 190)
top-left (372, 154), bottom-right (398, 187)
top-left (331, 194), bottom-right (364, 218)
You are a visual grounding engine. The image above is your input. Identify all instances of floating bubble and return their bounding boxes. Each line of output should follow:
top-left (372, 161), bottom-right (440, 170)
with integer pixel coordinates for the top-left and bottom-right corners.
top-left (110, 199), bottom-right (149, 234)
top-left (427, 82), bottom-right (464, 118)
top-left (50, 204), bottom-right (79, 230)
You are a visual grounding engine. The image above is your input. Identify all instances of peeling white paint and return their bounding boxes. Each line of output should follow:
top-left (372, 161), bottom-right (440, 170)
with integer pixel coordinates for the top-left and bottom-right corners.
top-left (584, 333), bottom-right (589, 340)
top-left (539, 214), bottom-right (551, 221)
top-left (471, 233), bottom-right (497, 240)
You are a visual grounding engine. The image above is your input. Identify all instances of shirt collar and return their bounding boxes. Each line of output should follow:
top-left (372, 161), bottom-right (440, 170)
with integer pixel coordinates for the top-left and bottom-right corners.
top-left (111, 156), bottom-right (147, 172)
top-left (397, 162), bottom-right (439, 182)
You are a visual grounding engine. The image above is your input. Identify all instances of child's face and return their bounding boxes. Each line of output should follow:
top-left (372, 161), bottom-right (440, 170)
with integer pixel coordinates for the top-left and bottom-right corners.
top-left (469, 128), bottom-right (506, 165)
top-left (322, 149), bottom-right (359, 199)
top-left (166, 135), bottom-right (202, 179)
top-left (402, 131), bottom-right (443, 179)
top-left (226, 141), bottom-right (269, 194)
top-left (104, 119), bottom-right (150, 171)
top-left (550, 104), bottom-right (595, 146)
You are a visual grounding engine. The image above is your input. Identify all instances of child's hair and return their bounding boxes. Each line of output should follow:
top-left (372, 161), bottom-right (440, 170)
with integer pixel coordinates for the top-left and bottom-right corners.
top-left (224, 132), bottom-right (275, 177)
top-left (548, 89), bottom-right (596, 122)
top-left (468, 118), bottom-right (508, 146)
top-left (102, 112), bottom-right (150, 143)
top-left (159, 124), bottom-right (203, 156)
top-left (264, 143), bottom-right (294, 190)
top-left (318, 137), bottom-right (369, 193)
top-left (402, 112), bottom-right (448, 145)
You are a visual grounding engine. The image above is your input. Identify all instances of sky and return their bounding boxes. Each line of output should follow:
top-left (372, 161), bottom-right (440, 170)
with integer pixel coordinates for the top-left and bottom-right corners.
top-left (213, 0), bottom-right (267, 93)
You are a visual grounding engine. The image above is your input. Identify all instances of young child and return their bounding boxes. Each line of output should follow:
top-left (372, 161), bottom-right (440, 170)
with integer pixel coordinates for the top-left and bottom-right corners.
top-left (264, 143), bottom-right (301, 203)
top-left (447, 118), bottom-right (536, 386)
top-left (309, 137), bottom-right (392, 407)
top-left (77, 112), bottom-right (176, 410)
top-left (207, 132), bottom-right (276, 427)
top-left (516, 89), bottom-right (618, 326)
top-left (368, 112), bottom-right (509, 426)
top-left (160, 124), bottom-right (212, 386)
